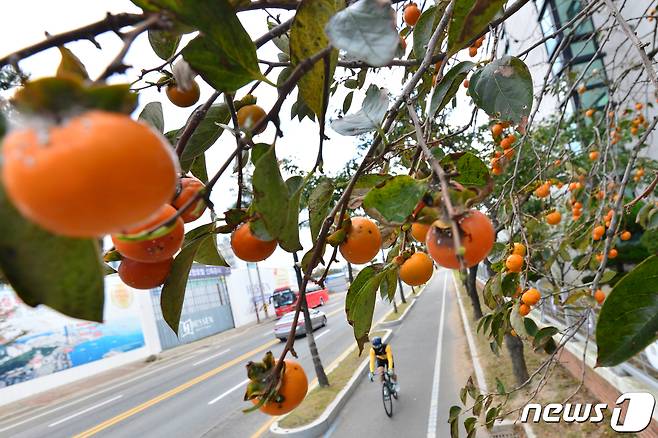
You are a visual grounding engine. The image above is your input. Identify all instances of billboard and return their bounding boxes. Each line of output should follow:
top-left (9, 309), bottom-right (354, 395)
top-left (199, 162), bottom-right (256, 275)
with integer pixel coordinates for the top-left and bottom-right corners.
top-left (0, 280), bottom-right (145, 388)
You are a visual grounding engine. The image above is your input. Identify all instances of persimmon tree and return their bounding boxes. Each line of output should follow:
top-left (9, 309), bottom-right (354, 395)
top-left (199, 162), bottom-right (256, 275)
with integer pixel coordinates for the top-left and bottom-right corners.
top-left (1, 0), bottom-right (658, 434)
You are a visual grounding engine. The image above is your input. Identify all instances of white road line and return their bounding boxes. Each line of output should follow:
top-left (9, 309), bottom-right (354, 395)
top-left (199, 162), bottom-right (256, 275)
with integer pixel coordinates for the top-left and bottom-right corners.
top-left (262, 331), bottom-right (273, 338)
top-left (47, 395), bottom-right (123, 428)
top-left (207, 379), bottom-right (249, 405)
top-left (0, 349), bottom-right (204, 433)
top-left (427, 272), bottom-right (448, 438)
top-left (192, 349), bottom-right (231, 367)
top-left (314, 329), bottom-right (331, 341)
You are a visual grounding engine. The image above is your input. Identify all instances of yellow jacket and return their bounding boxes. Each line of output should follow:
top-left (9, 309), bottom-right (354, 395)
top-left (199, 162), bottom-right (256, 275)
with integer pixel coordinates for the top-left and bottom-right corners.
top-left (369, 344), bottom-right (393, 373)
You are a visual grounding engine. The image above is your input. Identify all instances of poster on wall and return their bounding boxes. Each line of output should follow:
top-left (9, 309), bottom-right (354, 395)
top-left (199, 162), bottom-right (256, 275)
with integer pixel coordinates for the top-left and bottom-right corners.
top-left (0, 279), bottom-right (145, 388)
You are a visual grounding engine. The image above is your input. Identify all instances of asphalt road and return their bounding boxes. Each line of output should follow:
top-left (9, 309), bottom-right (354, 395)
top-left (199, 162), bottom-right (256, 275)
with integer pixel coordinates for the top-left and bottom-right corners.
top-left (0, 270), bottom-right (471, 438)
top-left (326, 269), bottom-right (473, 438)
top-left (0, 290), bottom-right (394, 438)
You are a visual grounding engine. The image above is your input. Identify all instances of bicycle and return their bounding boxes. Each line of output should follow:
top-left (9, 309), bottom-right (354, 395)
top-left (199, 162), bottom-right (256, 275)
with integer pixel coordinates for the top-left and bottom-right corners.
top-left (370, 367), bottom-right (398, 417)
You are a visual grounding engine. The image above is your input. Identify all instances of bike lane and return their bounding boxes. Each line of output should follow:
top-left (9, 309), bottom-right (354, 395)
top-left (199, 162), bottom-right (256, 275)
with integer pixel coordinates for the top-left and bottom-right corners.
top-left (326, 269), bottom-right (474, 438)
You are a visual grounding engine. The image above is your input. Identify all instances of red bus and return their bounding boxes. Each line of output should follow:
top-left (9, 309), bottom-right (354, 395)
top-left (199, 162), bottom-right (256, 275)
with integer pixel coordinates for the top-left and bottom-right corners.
top-left (271, 284), bottom-right (329, 318)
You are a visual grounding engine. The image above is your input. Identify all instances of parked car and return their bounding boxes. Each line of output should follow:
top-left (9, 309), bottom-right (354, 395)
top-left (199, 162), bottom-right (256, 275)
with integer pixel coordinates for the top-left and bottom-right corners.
top-left (273, 309), bottom-right (327, 342)
top-left (271, 283), bottom-right (329, 318)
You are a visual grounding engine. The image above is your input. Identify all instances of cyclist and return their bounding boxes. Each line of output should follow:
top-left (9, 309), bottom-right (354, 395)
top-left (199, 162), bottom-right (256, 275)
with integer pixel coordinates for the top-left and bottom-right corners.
top-left (368, 336), bottom-right (399, 392)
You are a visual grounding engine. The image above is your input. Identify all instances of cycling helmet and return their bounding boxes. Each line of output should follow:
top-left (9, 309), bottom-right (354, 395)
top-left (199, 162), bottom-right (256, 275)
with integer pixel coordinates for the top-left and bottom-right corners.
top-left (371, 336), bottom-right (382, 348)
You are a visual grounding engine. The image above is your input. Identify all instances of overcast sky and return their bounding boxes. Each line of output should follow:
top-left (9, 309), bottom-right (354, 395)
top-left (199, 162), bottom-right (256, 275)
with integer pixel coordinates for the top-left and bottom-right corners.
top-left (1, 1), bottom-right (475, 277)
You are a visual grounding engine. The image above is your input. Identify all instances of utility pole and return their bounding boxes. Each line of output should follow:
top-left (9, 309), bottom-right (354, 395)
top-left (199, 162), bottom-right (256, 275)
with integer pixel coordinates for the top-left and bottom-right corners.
top-left (254, 263), bottom-right (269, 318)
top-left (292, 252), bottom-right (329, 386)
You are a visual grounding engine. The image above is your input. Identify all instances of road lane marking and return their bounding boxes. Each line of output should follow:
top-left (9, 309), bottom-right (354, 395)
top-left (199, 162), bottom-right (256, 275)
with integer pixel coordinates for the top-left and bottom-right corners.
top-left (47, 395), bottom-right (123, 428)
top-left (314, 329), bottom-right (331, 341)
top-left (192, 349), bottom-right (231, 367)
top-left (73, 339), bottom-right (280, 438)
top-left (326, 307), bottom-right (343, 318)
top-left (207, 379), bottom-right (249, 405)
top-left (427, 272), bottom-right (448, 438)
top-left (0, 349), bottom-right (207, 433)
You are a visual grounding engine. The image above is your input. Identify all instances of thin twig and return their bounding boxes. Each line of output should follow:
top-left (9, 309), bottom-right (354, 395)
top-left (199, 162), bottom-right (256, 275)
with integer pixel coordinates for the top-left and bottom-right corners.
top-left (174, 91), bottom-right (222, 158)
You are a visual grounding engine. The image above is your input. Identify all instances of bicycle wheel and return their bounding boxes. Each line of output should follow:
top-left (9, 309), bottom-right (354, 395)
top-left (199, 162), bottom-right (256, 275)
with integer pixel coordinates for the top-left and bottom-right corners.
top-left (382, 378), bottom-right (393, 417)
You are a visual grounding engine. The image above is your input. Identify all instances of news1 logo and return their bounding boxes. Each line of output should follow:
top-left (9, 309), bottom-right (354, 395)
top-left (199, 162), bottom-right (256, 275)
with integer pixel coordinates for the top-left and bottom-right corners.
top-left (521, 392), bottom-right (656, 432)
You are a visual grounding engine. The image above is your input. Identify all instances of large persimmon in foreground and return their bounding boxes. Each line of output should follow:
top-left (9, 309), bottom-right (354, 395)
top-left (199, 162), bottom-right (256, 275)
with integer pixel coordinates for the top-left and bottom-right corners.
top-left (1, 111), bottom-right (178, 237)
top-left (426, 210), bottom-right (495, 269)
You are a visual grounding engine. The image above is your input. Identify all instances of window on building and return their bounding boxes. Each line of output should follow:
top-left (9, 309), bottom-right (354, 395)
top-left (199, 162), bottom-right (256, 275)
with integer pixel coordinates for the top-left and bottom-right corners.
top-left (536, 0), bottom-right (608, 110)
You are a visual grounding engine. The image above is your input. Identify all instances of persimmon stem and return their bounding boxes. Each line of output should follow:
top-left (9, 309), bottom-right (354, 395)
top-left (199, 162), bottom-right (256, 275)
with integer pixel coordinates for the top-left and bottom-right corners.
top-left (225, 93), bottom-right (244, 209)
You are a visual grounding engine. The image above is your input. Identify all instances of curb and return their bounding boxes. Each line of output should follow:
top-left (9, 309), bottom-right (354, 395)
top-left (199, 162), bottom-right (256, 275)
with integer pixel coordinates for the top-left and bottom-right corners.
top-left (451, 272), bottom-right (537, 438)
top-left (379, 297), bottom-right (417, 328)
top-left (269, 329), bottom-right (394, 437)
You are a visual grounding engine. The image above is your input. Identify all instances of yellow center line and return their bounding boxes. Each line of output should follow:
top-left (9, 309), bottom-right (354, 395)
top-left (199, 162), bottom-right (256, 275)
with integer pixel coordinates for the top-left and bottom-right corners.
top-left (73, 339), bottom-right (280, 438)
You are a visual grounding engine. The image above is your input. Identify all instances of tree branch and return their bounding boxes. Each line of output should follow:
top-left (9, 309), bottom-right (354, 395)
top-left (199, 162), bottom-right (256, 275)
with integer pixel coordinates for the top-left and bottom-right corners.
top-left (0, 13), bottom-right (147, 69)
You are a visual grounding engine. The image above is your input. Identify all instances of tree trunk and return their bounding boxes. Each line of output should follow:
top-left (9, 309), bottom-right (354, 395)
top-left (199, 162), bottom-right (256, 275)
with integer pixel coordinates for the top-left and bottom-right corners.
top-left (465, 265), bottom-right (483, 319)
top-left (293, 252), bottom-right (329, 387)
top-left (505, 333), bottom-right (530, 386)
top-left (397, 277), bottom-right (407, 304)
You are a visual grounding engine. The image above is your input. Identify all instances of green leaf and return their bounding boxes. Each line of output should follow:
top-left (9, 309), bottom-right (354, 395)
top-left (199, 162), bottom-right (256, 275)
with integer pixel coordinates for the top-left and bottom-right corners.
top-left (160, 235), bottom-right (207, 334)
top-left (469, 56), bottom-right (533, 123)
top-left (182, 35), bottom-right (264, 93)
top-left (0, 112), bottom-right (6, 139)
top-left (342, 91), bottom-right (354, 113)
top-left (345, 264), bottom-right (384, 353)
top-left (190, 153), bottom-right (209, 184)
top-left (308, 177), bottom-right (334, 244)
top-left (138, 102), bottom-right (165, 133)
top-left (279, 176), bottom-right (305, 252)
top-left (13, 77), bottom-right (137, 115)
top-left (524, 317), bottom-right (539, 336)
top-left (144, 0), bottom-right (264, 91)
top-left (0, 184), bottom-right (104, 322)
top-left (500, 272), bottom-right (519, 297)
top-left (179, 98), bottom-right (248, 163)
top-left (440, 152), bottom-right (491, 188)
top-left (596, 255), bottom-right (658, 366)
top-left (363, 175), bottom-right (427, 224)
top-left (533, 326), bottom-right (559, 351)
top-left (495, 377), bottom-right (505, 394)
top-left (330, 84), bottom-right (389, 136)
top-left (448, 0), bottom-right (505, 54)
top-left (325, 0), bottom-right (398, 67)
top-left (252, 145), bottom-right (290, 240)
top-left (56, 47), bottom-right (89, 80)
top-left (379, 267), bottom-right (398, 302)
top-left (290, 0), bottom-right (341, 117)
top-left (485, 406), bottom-right (500, 429)
top-left (185, 223), bottom-right (229, 266)
top-left (412, 6), bottom-right (438, 61)
top-left (148, 29), bottom-right (181, 60)
top-left (429, 61), bottom-right (474, 116)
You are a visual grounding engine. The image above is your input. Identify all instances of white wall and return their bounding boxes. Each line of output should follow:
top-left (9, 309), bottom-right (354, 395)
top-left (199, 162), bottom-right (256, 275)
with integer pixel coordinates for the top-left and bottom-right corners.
top-left (0, 276), bottom-right (161, 407)
top-left (226, 266), bottom-right (278, 327)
